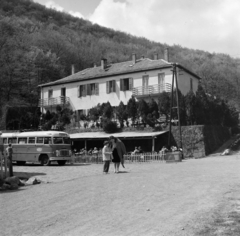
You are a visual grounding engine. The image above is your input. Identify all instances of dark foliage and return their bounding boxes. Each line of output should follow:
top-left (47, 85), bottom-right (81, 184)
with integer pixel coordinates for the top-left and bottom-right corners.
top-left (0, 0), bottom-right (240, 128)
top-left (102, 119), bottom-right (120, 133)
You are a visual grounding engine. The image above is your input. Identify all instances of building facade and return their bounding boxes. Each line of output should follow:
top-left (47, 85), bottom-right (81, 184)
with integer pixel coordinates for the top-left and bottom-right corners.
top-left (39, 52), bottom-right (200, 121)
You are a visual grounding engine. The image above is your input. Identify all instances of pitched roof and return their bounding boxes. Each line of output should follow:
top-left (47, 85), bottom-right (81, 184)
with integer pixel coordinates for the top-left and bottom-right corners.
top-left (39, 58), bottom-right (172, 87)
top-left (39, 57), bottom-right (201, 88)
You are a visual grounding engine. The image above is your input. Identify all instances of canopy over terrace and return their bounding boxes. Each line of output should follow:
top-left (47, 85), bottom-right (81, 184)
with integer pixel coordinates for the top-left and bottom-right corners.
top-left (70, 131), bottom-right (168, 152)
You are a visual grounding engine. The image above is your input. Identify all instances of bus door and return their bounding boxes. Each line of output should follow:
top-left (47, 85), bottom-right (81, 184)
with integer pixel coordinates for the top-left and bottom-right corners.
top-left (35, 137), bottom-right (52, 159)
top-left (17, 137), bottom-right (28, 161)
top-left (27, 137), bottom-right (37, 162)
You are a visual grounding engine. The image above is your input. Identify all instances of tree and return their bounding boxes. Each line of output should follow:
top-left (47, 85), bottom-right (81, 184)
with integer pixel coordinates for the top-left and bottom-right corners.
top-left (185, 91), bottom-right (197, 125)
top-left (158, 92), bottom-right (171, 123)
top-left (138, 99), bottom-right (149, 124)
top-left (116, 101), bottom-right (128, 128)
top-left (127, 96), bottom-right (138, 123)
top-left (102, 102), bottom-right (113, 119)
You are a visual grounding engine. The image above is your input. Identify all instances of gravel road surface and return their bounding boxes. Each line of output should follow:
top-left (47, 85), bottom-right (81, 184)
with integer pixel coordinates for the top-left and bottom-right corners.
top-left (1, 155), bottom-right (240, 236)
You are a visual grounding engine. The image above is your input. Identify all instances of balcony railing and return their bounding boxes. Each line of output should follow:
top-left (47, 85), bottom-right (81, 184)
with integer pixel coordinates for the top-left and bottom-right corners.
top-left (39, 96), bottom-right (70, 107)
top-left (132, 83), bottom-right (171, 96)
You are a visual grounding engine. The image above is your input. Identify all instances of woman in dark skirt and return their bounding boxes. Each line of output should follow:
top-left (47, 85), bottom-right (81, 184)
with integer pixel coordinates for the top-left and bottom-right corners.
top-left (111, 139), bottom-right (121, 173)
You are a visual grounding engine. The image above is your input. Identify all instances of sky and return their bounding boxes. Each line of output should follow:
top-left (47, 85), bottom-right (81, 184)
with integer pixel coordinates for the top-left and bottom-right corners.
top-left (33, 0), bottom-right (240, 58)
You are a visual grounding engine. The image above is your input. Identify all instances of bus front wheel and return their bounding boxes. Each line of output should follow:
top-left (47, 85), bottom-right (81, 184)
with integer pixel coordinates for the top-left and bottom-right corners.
top-left (57, 160), bottom-right (66, 166)
top-left (40, 155), bottom-right (50, 166)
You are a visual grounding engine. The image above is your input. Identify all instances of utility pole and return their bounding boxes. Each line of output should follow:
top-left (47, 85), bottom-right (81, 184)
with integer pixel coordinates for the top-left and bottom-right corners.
top-left (168, 63), bottom-right (183, 155)
top-left (174, 64), bottom-right (183, 155)
top-left (168, 65), bottom-right (175, 147)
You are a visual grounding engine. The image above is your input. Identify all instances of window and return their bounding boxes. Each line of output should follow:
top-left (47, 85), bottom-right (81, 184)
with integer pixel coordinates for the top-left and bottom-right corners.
top-left (48, 89), bottom-right (53, 98)
top-left (53, 137), bottom-right (63, 144)
top-left (63, 137), bottom-right (71, 144)
top-left (106, 80), bottom-right (116, 93)
top-left (44, 137), bottom-right (52, 144)
top-left (9, 138), bottom-right (17, 144)
top-left (3, 138), bottom-right (7, 144)
top-left (18, 138), bottom-right (27, 144)
top-left (142, 75), bottom-right (149, 86)
top-left (90, 83), bottom-right (99, 95)
top-left (158, 73), bottom-right (165, 92)
top-left (28, 137), bottom-right (35, 144)
top-left (120, 78), bottom-right (133, 91)
top-left (78, 85), bottom-right (87, 97)
top-left (79, 84), bottom-right (98, 97)
top-left (190, 78), bottom-right (193, 91)
top-left (158, 73), bottom-right (165, 86)
top-left (36, 137), bottom-right (44, 144)
top-left (61, 87), bottom-right (66, 97)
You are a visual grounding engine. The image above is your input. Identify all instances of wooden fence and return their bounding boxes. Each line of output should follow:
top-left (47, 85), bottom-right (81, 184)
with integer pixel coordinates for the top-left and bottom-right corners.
top-left (73, 151), bottom-right (182, 164)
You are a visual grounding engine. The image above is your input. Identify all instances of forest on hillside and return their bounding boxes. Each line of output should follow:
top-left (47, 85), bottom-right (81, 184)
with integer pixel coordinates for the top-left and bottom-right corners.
top-left (0, 0), bottom-right (240, 129)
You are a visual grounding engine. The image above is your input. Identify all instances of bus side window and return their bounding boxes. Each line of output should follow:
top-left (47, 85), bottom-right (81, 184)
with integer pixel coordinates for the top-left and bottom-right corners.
top-left (3, 138), bottom-right (7, 144)
top-left (9, 138), bottom-right (17, 144)
top-left (28, 137), bottom-right (36, 144)
top-left (36, 137), bottom-right (44, 144)
top-left (44, 137), bottom-right (52, 144)
top-left (18, 138), bottom-right (27, 144)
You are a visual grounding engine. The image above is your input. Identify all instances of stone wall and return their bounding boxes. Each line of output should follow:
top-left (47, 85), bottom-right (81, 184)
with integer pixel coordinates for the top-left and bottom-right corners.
top-left (171, 125), bottom-right (231, 158)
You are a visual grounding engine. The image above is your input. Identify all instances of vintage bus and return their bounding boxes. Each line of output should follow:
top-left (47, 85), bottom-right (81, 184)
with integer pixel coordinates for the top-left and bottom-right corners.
top-left (1, 131), bottom-right (72, 166)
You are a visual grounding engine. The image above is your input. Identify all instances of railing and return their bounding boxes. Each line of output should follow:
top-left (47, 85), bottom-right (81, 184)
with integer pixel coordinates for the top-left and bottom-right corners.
top-left (72, 151), bottom-right (182, 164)
top-left (132, 83), bottom-right (171, 96)
top-left (39, 96), bottom-right (70, 107)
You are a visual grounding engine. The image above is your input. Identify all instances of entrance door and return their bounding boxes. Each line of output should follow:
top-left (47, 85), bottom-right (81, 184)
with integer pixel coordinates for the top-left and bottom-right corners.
top-left (61, 88), bottom-right (66, 104)
top-left (142, 75), bottom-right (149, 95)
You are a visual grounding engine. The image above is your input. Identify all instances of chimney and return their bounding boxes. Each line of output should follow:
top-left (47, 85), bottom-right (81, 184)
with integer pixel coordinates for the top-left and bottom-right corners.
top-left (154, 53), bottom-right (158, 60)
top-left (132, 53), bottom-right (136, 64)
top-left (164, 48), bottom-right (169, 62)
top-left (71, 64), bottom-right (75, 75)
top-left (101, 58), bottom-right (107, 69)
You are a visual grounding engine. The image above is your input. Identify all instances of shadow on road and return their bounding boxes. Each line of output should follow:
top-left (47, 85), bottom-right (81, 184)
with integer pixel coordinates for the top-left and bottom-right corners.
top-left (0, 188), bottom-right (26, 194)
top-left (13, 171), bottom-right (46, 180)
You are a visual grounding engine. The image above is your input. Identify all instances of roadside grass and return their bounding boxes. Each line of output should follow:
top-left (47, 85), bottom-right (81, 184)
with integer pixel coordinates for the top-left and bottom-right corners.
top-left (196, 197), bottom-right (240, 236)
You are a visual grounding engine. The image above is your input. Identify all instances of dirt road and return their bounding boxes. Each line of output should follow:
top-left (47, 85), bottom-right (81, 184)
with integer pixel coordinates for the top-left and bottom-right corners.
top-left (1, 155), bottom-right (240, 236)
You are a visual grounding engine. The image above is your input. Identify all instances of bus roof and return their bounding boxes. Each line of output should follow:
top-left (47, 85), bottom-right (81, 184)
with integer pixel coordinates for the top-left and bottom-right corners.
top-left (1, 131), bottom-right (69, 138)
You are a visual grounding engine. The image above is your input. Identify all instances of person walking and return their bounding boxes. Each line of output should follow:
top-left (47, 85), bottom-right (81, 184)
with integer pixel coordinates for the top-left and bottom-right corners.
top-left (102, 141), bottom-right (112, 174)
top-left (6, 143), bottom-right (13, 177)
top-left (109, 136), bottom-right (126, 173)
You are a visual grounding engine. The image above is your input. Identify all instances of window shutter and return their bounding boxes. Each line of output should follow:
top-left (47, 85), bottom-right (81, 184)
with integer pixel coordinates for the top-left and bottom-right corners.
top-left (120, 79), bottom-right (123, 91)
top-left (78, 86), bottom-right (80, 97)
top-left (129, 78), bottom-right (133, 90)
top-left (106, 81), bottom-right (109, 94)
top-left (113, 80), bottom-right (116, 92)
top-left (95, 83), bottom-right (99, 95)
top-left (87, 84), bottom-right (91, 95)
top-left (83, 85), bottom-right (86, 97)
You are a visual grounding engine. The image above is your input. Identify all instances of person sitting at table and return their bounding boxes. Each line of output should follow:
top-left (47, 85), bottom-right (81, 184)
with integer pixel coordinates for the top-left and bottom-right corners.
top-left (92, 147), bottom-right (98, 155)
top-left (88, 148), bottom-right (93, 155)
top-left (171, 146), bottom-right (177, 152)
top-left (131, 147), bottom-right (139, 155)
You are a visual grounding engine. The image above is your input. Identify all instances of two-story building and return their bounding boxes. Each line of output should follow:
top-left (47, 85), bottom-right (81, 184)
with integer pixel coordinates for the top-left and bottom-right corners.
top-left (39, 50), bottom-right (200, 121)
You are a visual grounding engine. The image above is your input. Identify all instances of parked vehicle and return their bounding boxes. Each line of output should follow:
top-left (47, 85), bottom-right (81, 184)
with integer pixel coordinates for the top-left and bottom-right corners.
top-left (1, 131), bottom-right (72, 166)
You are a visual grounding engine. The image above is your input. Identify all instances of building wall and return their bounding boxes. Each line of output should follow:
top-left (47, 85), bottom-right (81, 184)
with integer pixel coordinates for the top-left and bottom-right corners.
top-left (41, 67), bottom-right (199, 114)
top-left (177, 70), bottom-right (198, 95)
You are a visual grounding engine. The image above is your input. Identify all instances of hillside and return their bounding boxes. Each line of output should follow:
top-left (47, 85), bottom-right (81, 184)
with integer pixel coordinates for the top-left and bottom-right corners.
top-left (0, 0), bottom-right (240, 113)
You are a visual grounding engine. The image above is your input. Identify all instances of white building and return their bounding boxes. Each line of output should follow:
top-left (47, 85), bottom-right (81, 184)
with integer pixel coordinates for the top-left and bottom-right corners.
top-left (39, 51), bottom-right (200, 121)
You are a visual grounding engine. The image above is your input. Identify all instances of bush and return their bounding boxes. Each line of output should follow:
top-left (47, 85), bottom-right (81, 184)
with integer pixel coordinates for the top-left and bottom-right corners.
top-left (103, 120), bottom-right (120, 133)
